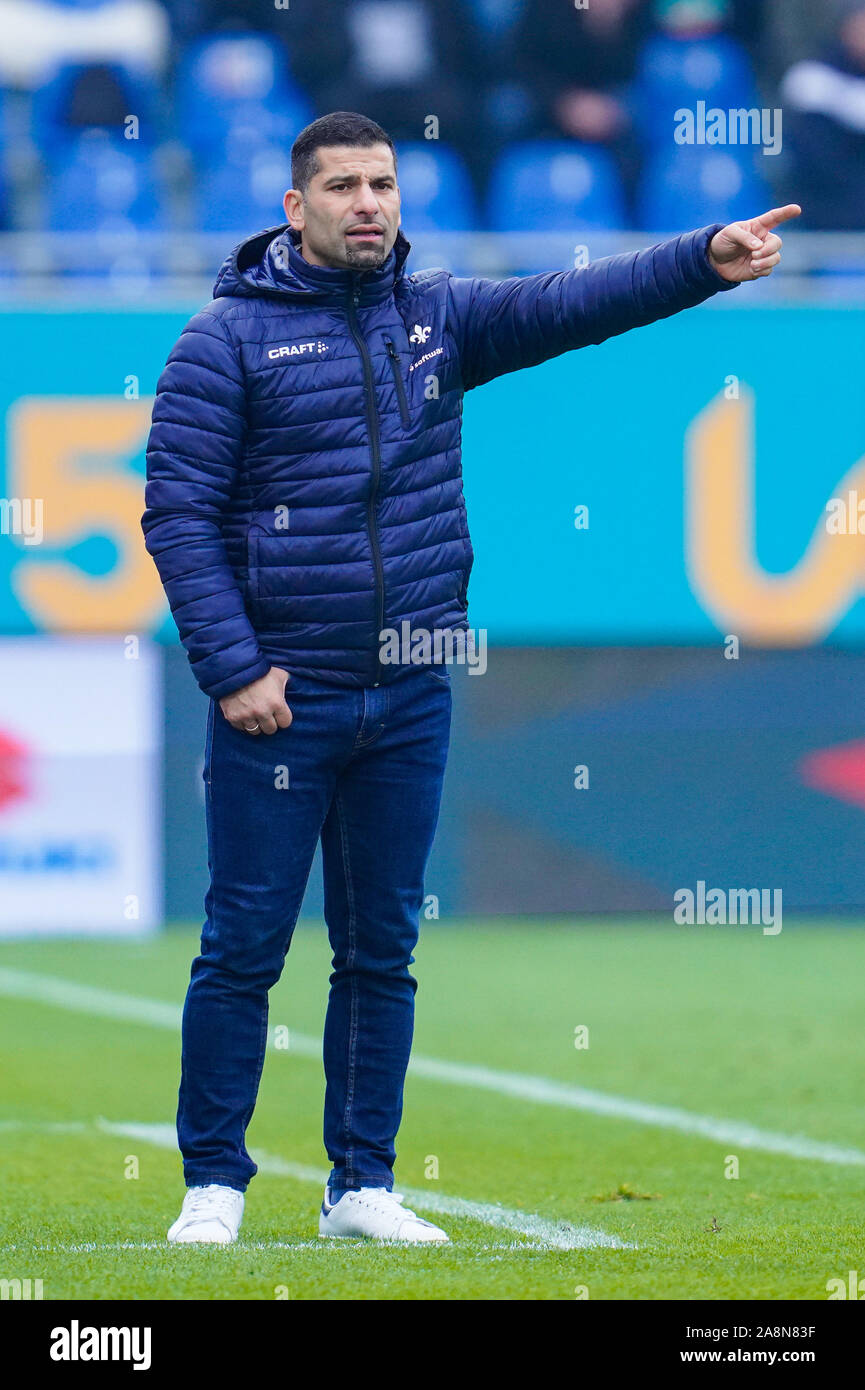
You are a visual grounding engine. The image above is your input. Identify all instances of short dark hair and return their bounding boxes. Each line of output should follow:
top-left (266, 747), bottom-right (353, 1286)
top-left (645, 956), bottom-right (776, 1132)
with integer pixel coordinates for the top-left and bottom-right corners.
top-left (290, 111), bottom-right (397, 194)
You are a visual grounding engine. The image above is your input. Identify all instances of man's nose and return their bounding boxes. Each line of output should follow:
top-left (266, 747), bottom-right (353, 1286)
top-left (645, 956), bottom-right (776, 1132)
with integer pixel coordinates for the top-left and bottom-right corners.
top-left (352, 182), bottom-right (380, 215)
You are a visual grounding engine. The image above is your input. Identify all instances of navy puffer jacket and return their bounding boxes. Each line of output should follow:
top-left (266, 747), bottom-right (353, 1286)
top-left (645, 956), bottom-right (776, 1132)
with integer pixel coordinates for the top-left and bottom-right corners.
top-left (142, 223), bottom-right (734, 697)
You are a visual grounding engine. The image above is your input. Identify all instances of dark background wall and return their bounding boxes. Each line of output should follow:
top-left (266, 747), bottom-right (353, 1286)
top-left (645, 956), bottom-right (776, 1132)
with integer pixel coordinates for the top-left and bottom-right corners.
top-left (163, 644), bottom-right (865, 922)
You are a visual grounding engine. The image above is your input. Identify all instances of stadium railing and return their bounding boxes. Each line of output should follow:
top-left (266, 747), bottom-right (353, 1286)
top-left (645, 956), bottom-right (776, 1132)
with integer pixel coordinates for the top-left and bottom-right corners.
top-left (1, 231), bottom-right (865, 300)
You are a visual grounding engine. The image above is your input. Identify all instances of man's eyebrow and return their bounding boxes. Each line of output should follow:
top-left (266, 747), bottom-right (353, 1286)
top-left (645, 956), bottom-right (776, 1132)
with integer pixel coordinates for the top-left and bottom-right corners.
top-left (323, 172), bottom-right (395, 185)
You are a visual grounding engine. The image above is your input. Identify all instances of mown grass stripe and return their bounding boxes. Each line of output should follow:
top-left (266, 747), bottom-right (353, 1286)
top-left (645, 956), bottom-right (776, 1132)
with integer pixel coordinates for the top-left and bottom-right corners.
top-left (2, 966), bottom-right (862, 1168)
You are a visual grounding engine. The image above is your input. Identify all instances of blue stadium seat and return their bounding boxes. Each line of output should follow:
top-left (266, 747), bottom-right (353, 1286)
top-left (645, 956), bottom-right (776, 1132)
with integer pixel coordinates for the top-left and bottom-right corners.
top-left (394, 143), bottom-right (477, 231)
top-left (486, 140), bottom-right (626, 231)
top-left (31, 61), bottom-right (161, 158)
top-left (634, 34), bottom-right (761, 147)
top-left (47, 130), bottom-right (165, 232)
top-left (637, 144), bottom-right (771, 232)
top-left (176, 33), bottom-right (312, 163)
top-left (196, 143), bottom-right (292, 233)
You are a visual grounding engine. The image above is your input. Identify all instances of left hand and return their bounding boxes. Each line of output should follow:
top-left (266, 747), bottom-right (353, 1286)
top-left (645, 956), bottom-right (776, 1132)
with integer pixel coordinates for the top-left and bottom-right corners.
top-left (708, 204), bottom-right (802, 282)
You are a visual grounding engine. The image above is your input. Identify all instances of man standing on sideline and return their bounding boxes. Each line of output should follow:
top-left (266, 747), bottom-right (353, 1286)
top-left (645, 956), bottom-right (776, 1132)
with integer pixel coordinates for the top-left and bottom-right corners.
top-left (142, 110), bottom-right (798, 1245)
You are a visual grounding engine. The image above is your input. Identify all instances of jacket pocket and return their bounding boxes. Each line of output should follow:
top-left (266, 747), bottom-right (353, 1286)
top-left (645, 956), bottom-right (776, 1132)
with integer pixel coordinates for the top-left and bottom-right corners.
top-left (245, 521), bottom-right (301, 632)
top-left (384, 338), bottom-right (411, 429)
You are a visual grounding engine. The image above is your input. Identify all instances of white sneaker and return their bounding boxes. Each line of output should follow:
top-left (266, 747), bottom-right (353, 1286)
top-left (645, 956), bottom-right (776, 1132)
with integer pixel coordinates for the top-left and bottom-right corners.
top-left (319, 1187), bottom-right (449, 1243)
top-left (167, 1184), bottom-right (244, 1245)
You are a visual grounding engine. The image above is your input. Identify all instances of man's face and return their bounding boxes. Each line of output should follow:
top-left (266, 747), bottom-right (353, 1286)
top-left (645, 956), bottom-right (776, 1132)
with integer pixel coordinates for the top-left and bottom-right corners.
top-left (283, 144), bottom-right (400, 271)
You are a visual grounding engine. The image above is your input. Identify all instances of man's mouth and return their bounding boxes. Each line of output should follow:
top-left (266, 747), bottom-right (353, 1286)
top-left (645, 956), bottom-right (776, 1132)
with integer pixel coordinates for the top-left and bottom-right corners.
top-left (346, 225), bottom-right (384, 241)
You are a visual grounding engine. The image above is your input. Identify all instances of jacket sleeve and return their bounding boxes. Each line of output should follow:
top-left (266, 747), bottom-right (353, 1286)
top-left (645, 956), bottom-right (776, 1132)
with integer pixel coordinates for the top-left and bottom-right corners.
top-left (141, 308), bottom-right (272, 700)
top-left (447, 225), bottom-right (737, 392)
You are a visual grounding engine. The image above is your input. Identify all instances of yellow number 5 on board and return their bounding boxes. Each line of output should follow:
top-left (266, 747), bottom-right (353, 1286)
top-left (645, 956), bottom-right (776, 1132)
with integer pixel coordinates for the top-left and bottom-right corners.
top-left (8, 397), bottom-right (166, 632)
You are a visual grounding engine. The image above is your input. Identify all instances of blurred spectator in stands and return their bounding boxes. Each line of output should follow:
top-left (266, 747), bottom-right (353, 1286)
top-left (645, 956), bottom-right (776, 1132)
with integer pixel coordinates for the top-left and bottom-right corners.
top-left (515, 0), bottom-right (648, 146)
top-left (651, 0), bottom-right (748, 43)
top-left (763, 0), bottom-right (837, 85)
top-left (0, 0), bottom-right (168, 89)
top-left (302, 0), bottom-right (479, 156)
top-left (781, 0), bottom-right (865, 228)
top-left (171, 0), bottom-right (289, 36)
top-left (637, 0), bottom-right (762, 121)
top-left (648, 0), bottom-right (770, 79)
top-left (463, 0), bottom-right (532, 174)
top-left (725, 0), bottom-right (768, 58)
top-left (632, 0), bottom-right (772, 231)
top-left (177, 0), bottom-right (481, 165)
top-left (513, 0), bottom-right (650, 216)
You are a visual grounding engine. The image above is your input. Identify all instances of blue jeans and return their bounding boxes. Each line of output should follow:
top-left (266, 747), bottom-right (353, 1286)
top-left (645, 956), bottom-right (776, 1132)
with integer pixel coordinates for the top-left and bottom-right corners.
top-left (177, 665), bottom-right (452, 1194)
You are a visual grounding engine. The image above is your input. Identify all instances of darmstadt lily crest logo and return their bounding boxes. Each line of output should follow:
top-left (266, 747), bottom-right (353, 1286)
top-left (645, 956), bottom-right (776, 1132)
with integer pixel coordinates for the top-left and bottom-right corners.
top-left (409, 324), bottom-right (432, 345)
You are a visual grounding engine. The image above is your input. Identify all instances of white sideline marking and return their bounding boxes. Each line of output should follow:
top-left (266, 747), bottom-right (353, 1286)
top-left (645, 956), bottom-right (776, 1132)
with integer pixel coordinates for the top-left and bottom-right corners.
top-left (0, 1115), bottom-right (626, 1251)
top-left (404, 1057), bottom-right (865, 1169)
top-left (0, 969), bottom-right (182, 1029)
top-left (2, 966), bottom-right (863, 1168)
top-left (99, 1121), bottom-right (628, 1251)
top-left (0, 1116), bottom-right (625, 1252)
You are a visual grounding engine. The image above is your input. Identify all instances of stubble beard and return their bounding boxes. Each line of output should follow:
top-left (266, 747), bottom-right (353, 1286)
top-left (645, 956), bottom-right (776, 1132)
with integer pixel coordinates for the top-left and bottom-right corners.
top-left (343, 242), bottom-right (388, 270)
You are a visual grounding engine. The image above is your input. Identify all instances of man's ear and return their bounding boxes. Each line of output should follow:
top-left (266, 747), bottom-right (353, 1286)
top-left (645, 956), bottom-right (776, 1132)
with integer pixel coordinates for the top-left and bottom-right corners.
top-left (283, 188), bottom-right (304, 230)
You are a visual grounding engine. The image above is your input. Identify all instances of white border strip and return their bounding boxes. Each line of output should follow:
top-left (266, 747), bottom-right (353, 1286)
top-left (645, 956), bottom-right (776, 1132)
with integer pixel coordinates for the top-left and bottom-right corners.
top-left (2, 966), bottom-right (863, 1168)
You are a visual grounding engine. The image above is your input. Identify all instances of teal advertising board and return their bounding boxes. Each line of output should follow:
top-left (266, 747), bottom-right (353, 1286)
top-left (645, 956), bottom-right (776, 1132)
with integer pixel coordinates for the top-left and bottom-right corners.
top-left (2, 302), bottom-right (864, 647)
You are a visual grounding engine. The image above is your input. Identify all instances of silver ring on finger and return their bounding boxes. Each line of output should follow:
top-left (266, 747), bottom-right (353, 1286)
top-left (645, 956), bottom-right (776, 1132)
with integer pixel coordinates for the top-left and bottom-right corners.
top-left (243, 722), bottom-right (260, 732)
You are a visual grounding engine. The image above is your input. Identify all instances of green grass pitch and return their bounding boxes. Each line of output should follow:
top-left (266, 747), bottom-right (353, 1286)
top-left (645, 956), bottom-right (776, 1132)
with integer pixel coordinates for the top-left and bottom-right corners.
top-left (1, 919), bottom-right (863, 1300)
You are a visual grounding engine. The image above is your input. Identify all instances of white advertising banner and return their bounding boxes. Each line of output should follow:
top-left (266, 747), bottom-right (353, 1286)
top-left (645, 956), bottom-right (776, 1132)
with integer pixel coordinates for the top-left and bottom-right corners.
top-left (0, 636), bottom-right (161, 933)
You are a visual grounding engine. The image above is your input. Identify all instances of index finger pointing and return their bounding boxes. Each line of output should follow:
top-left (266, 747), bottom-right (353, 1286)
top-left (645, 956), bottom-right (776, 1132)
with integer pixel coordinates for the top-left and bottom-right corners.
top-left (757, 204), bottom-right (802, 231)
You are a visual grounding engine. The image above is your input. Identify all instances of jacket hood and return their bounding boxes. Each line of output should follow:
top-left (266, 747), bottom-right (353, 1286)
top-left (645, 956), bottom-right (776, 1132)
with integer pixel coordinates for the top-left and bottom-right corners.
top-left (212, 224), bottom-right (412, 304)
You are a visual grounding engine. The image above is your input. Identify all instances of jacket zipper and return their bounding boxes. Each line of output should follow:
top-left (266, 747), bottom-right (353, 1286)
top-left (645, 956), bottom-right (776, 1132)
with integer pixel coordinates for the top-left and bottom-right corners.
top-left (346, 284), bottom-right (386, 685)
top-left (384, 337), bottom-right (411, 429)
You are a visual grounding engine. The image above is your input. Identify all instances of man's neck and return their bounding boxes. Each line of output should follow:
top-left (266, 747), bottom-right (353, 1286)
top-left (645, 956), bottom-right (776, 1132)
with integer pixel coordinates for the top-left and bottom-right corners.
top-left (298, 237), bottom-right (332, 268)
